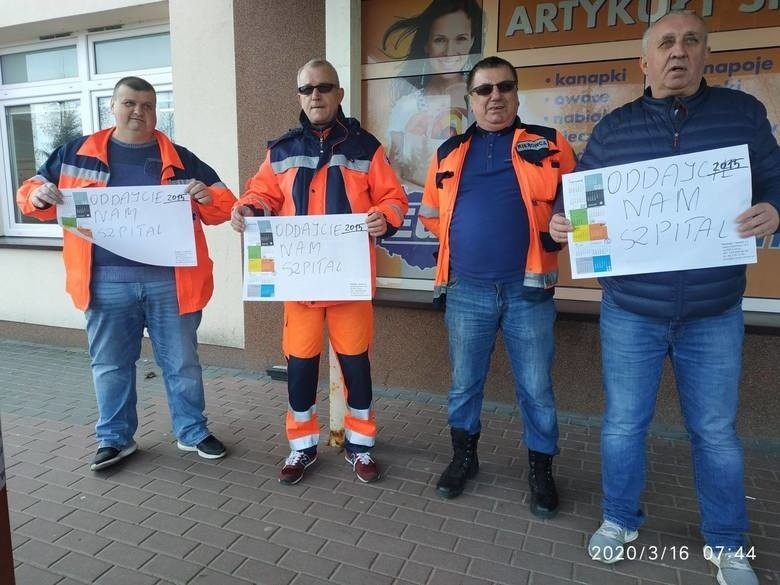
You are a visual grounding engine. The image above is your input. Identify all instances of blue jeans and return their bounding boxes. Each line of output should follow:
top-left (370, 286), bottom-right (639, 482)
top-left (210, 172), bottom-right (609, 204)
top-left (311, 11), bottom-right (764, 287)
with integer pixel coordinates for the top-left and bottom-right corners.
top-left (444, 276), bottom-right (559, 454)
top-left (599, 292), bottom-right (747, 548)
top-left (85, 280), bottom-right (209, 449)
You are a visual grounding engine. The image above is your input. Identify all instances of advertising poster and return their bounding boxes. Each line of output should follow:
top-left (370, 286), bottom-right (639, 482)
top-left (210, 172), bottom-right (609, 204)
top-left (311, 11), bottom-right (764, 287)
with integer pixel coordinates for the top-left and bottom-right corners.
top-left (362, 1), bottom-right (779, 314)
top-left (706, 47), bottom-right (780, 302)
top-left (497, 0), bottom-right (780, 51)
top-left (516, 58), bottom-right (645, 155)
top-left (516, 58), bottom-right (645, 291)
top-left (362, 0), bottom-right (484, 287)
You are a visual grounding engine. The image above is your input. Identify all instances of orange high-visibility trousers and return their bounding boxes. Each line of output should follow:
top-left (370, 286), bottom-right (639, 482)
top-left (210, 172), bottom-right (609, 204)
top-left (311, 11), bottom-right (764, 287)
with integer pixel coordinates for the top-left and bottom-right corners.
top-left (282, 300), bottom-right (376, 452)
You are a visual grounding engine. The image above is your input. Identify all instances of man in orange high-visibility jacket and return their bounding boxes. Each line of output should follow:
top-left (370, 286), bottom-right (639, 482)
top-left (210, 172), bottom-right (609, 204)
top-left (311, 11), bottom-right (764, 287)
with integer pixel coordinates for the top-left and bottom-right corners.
top-left (232, 59), bottom-right (407, 485)
top-left (17, 77), bottom-right (236, 471)
top-left (420, 56), bottom-right (575, 514)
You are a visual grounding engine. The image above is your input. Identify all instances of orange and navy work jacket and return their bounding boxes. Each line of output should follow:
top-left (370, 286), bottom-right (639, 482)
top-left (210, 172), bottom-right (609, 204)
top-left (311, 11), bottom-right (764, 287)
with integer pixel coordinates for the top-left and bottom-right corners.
top-left (237, 109), bottom-right (408, 303)
top-left (420, 119), bottom-right (576, 299)
top-left (16, 127), bottom-right (236, 314)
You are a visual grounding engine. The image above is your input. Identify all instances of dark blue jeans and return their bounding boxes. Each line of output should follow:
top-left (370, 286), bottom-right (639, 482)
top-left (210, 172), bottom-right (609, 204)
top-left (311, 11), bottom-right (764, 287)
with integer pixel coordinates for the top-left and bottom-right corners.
top-left (599, 292), bottom-right (748, 548)
top-left (444, 276), bottom-right (559, 454)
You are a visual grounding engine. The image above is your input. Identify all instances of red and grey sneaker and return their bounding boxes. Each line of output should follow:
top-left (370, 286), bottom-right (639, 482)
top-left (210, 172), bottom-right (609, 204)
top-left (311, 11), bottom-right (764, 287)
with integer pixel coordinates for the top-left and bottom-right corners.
top-left (279, 450), bottom-right (317, 485)
top-left (345, 451), bottom-right (380, 483)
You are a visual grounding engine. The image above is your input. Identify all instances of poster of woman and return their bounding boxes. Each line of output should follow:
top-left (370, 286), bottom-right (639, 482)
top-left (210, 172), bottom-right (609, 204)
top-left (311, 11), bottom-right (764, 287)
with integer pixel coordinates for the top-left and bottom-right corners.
top-left (363, 0), bottom-right (484, 286)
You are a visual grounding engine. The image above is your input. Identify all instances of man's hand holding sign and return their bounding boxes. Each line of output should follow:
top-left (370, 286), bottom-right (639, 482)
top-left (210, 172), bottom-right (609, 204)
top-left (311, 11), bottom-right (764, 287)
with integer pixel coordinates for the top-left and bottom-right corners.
top-left (552, 145), bottom-right (776, 278)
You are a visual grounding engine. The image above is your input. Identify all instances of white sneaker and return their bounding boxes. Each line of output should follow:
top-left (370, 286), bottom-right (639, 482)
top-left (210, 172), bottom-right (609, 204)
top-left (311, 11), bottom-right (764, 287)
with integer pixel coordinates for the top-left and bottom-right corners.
top-left (706, 548), bottom-right (758, 585)
top-left (588, 520), bottom-right (639, 564)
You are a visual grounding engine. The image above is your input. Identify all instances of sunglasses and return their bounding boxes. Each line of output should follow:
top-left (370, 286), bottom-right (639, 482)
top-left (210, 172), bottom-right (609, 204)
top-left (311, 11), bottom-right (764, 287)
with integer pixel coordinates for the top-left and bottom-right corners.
top-left (468, 80), bottom-right (517, 96)
top-left (297, 83), bottom-right (337, 95)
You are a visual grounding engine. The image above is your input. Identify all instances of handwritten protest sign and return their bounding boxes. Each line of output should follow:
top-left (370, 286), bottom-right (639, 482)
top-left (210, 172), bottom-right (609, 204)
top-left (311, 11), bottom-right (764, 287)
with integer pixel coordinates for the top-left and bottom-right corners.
top-left (243, 214), bottom-right (371, 301)
top-left (57, 185), bottom-right (197, 266)
top-left (562, 145), bottom-right (757, 279)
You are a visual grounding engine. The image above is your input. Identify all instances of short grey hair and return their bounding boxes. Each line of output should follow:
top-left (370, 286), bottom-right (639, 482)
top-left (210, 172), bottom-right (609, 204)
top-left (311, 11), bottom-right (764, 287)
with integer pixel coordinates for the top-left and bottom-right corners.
top-left (296, 59), bottom-right (340, 86)
top-left (641, 10), bottom-right (708, 54)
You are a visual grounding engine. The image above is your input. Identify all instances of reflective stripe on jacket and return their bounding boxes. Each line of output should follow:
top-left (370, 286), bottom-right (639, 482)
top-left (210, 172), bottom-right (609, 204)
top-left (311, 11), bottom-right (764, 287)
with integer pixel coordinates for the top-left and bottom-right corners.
top-left (16, 127), bottom-right (236, 313)
top-left (419, 119), bottom-right (576, 298)
top-left (237, 108), bottom-right (408, 305)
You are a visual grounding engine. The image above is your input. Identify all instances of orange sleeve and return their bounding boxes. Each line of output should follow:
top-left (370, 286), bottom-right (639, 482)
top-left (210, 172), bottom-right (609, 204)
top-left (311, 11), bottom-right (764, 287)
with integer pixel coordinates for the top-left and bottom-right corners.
top-left (197, 184), bottom-right (237, 225)
top-left (556, 131), bottom-right (577, 176)
top-left (366, 146), bottom-right (408, 228)
top-left (16, 178), bottom-right (58, 222)
top-left (237, 150), bottom-right (286, 215)
top-left (419, 153), bottom-right (441, 239)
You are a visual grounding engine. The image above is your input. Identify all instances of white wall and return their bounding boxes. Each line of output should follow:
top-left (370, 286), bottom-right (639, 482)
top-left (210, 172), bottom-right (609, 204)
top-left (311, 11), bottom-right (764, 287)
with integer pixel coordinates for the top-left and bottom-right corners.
top-left (0, 1), bottom-right (169, 44)
top-left (0, 0), bottom-right (163, 26)
top-left (0, 249), bottom-right (84, 328)
top-left (169, 0), bottom-right (243, 348)
top-left (0, 0), bottom-right (245, 349)
top-left (326, 0), bottom-right (361, 118)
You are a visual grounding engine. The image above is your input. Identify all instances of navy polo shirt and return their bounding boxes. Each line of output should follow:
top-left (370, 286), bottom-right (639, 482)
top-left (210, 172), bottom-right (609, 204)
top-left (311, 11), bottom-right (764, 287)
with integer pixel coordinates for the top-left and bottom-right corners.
top-left (449, 127), bottom-right (529, 282)
top-left (92, 137), bottom-right (174, 281)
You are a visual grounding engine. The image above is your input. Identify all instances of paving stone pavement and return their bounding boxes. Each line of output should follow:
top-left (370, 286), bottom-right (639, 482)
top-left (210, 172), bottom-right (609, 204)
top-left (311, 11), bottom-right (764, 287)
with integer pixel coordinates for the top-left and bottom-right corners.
top-left (0, 337), bottom-right (778, 585)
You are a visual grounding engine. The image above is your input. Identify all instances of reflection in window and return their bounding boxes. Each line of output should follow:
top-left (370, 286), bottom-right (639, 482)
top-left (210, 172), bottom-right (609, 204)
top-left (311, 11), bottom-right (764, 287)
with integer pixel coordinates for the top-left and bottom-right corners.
top-left (5, 100), bottom-right (82, 224)
top-left (98, 91), bottom-right (174, 140)
top-left (94, 33), bottom-right (171, 74)
top-left (0, 46), bottom-right (78, 84)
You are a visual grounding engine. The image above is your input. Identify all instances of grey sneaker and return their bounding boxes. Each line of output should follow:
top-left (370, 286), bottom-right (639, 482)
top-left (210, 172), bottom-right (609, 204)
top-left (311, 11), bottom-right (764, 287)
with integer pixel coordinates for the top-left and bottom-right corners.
top-left (706, 549), bottom-right (758, 585)
top-left (588, 520), bottom-right (639, 564)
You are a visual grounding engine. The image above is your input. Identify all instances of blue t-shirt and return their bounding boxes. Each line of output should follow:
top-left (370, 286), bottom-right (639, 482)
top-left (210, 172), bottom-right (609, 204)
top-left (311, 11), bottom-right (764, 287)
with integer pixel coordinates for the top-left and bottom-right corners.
top-left (92, 137), bottom-right (174, 281)
top-left (449, 127), bottom-right (529, 282)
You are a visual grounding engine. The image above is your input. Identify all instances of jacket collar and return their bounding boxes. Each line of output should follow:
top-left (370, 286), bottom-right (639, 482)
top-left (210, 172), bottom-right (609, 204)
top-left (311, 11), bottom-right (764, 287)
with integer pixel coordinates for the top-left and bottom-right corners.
top-left (298, 106), bottom-right (353, 139)
top-left (76, 127), bottom-right (184, 181)
top-left (464, 116), bottom-right (525, 139)
top-left (641, 79), bottom-right (709, 111)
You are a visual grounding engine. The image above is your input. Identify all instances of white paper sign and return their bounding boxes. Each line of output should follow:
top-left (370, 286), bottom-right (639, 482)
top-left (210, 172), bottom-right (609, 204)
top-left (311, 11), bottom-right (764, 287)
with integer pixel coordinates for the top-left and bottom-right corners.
top-left (563, 145), bottom-right (757, 279)
top-left (57, 185), bottom-right (197, 266)
top-left (243, 214), bottom-right (371, 301)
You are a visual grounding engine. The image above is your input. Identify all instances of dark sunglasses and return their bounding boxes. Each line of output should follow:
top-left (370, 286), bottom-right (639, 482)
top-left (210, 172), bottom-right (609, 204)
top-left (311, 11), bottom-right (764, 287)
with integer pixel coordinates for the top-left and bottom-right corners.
top-left (297, 83), bottom-right (337, 95)
top-left (468, 80), bottom-right (517, 97)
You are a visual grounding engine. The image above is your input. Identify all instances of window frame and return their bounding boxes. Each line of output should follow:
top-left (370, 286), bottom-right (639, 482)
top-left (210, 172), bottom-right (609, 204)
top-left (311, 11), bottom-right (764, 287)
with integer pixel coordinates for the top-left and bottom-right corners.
top-left (0, 22), bottom-right (172, 238)
top-left (88, 24), bottom-right (171, 80)
top-left (0, 37), bottom-right (80, 89)
top-left (0, 92), bottom-right (83, 237)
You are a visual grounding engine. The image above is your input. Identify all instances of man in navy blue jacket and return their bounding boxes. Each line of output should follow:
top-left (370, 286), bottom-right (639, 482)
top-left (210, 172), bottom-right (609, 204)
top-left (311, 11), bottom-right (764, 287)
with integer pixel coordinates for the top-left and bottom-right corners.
top-left (550, 10), bottom-right (779, 585)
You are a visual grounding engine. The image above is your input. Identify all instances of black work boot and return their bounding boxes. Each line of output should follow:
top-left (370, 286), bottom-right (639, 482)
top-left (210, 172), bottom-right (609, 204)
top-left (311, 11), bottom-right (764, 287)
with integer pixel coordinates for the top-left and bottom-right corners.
top-left (436, 428), bottom-right (479, 499)
top-left (528, 449), bottom-right (559, 519)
